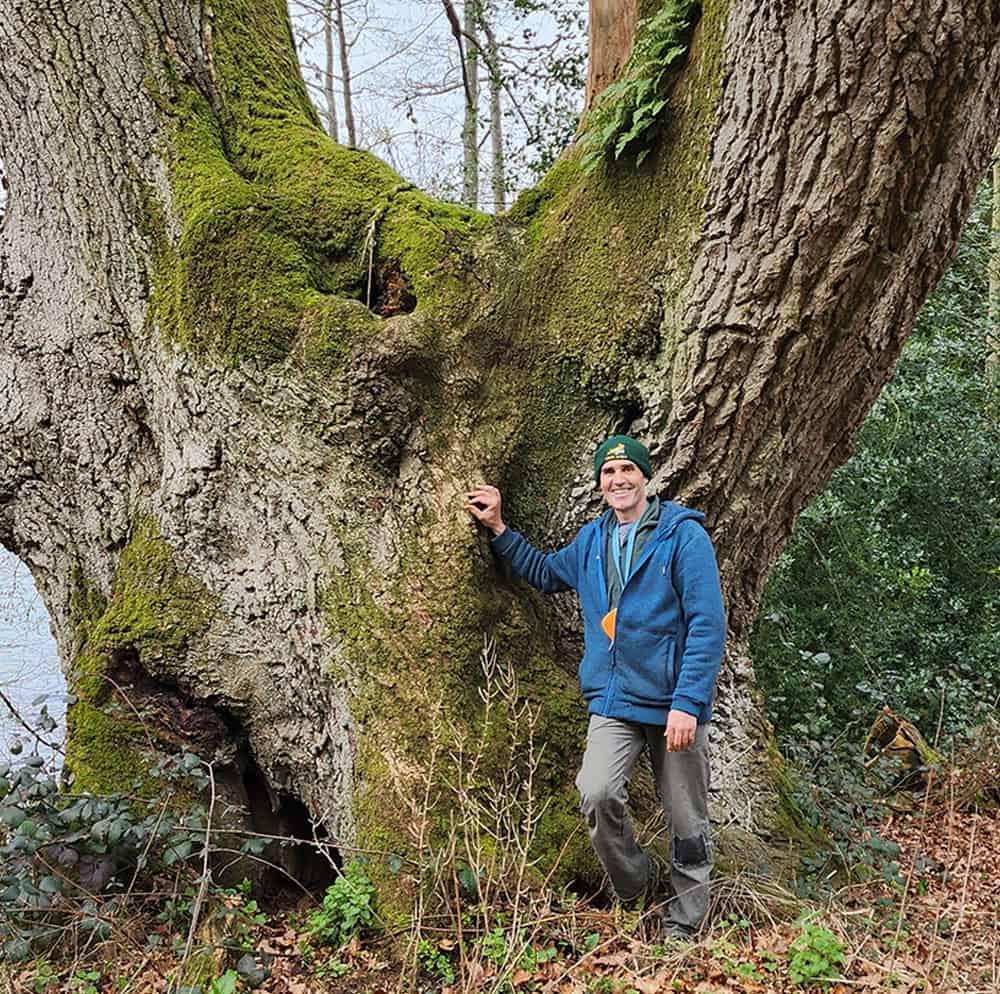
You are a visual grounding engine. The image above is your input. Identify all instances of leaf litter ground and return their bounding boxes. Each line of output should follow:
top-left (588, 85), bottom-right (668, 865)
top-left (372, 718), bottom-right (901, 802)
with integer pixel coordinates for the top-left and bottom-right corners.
top-left (3, 764), bottom-right (997, 994)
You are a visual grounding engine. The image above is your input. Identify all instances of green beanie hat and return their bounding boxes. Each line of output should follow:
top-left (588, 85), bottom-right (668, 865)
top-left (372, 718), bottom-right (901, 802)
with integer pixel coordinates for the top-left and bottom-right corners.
top-left (593, 435), bottom-right (652, 482)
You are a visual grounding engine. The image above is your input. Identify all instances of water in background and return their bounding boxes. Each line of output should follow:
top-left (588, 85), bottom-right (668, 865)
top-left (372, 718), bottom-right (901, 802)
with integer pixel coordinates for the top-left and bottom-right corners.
top-left (0, 548), bottom-right (66, 764)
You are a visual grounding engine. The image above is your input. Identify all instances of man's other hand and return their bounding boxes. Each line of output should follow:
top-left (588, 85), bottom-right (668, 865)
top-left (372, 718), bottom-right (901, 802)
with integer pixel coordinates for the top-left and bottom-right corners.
top-left (466, 485), bottom-right (506, 536)
top-left (665, 709), bottom-right (697, 752)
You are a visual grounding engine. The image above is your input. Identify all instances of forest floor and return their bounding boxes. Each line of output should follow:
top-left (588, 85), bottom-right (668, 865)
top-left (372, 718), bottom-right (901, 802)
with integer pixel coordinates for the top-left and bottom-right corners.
top-left (2, 755), bottom-right (998, 994)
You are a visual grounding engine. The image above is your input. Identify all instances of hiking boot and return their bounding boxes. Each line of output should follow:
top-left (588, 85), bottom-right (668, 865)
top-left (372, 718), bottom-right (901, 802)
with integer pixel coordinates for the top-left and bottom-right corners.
top-left (661, 920), bottom-right (696, 945)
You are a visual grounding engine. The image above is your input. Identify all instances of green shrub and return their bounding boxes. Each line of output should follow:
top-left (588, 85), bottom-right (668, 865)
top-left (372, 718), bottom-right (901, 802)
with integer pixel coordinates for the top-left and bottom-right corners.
top-left (304, 859), bottom-right (376, 948)
top-left (787, 915), bottom-right (846, 987)
top-left (754, 183), bottom-right (999, 744)
top-left (0, 750), bottom-right (210, 961)
top-left (417, 938), bottom-right (455, 984)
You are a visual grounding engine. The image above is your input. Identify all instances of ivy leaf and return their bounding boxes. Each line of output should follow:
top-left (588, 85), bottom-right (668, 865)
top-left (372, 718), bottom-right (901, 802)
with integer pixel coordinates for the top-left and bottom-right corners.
top-left (458, 866), bottom-right (479, 895)
top-left (181, 752), bottom-right (202, 772)
top-left (107, 818), bottom-right (130, 846)
top-left (38, 875), bottom-right (63, 894)
top-left (2, 937), bottom-right (31, 963)
top-left (210, 971), bottom-right (239, 994)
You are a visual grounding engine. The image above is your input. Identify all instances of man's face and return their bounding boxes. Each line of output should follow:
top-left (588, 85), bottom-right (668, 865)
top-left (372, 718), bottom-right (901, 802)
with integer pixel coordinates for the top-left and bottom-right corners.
top-left (599, 459), bottom-right (646, 518)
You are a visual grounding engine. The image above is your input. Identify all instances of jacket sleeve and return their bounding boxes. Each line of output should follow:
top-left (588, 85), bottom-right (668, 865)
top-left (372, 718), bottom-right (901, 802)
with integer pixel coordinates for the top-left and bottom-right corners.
top-left (490, 527), bottom-right (580, 593)
top-left (670, 521), bottom-right (727, 718)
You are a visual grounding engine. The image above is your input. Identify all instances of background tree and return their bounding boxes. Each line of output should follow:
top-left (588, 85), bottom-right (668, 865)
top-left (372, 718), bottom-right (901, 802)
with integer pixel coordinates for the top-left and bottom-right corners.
top-left (1, 0), bottom-right (999, 901)
top-left (292, 0), bottom-right (363, 144)
top-left (291, 0), bottom-right (587, 204)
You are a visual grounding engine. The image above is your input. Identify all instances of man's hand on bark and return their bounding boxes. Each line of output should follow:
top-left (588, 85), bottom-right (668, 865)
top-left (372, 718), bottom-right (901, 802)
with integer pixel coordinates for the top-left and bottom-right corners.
top-left (466, 485), bottom-right (506, 536)
top-left (665, 709), bottom-right (697, 752)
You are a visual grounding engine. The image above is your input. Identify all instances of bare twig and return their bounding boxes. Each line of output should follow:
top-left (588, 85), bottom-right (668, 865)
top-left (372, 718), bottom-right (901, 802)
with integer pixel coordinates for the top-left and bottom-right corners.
top-left (0, 686), bottom-right (64, 754)
top-left (940, 812), bottom-right (978, 987)
top-left (174, 760), bottom-right (217, 993)
top-left (440, 0), bottom-right (473, 111)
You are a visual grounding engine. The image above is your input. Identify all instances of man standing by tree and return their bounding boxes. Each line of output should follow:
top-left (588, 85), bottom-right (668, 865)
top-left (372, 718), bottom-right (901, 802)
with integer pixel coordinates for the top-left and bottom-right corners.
top-left (467, 436), bottom-right (726, 938)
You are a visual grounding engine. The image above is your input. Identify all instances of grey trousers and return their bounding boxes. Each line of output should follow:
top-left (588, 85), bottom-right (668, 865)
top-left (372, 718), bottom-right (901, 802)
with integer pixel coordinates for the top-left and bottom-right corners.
top-left (575, 714), bottom-right (712, 930)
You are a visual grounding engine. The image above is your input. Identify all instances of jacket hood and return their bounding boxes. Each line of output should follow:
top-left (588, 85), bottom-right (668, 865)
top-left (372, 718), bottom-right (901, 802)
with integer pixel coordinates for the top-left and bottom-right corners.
top-left (655, 500), bottom-right (705, 539)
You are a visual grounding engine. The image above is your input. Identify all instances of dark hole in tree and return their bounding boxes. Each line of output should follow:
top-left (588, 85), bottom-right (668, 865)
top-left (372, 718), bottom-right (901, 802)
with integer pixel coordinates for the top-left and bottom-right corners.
top-left (90, 651), bottom-right (338, 896)
top-left (617, 403), bottom-right (643, 436)
top-left (0, 160), bottom-right (8, 225)
top-left (238, 763), bottom-right (339, 896)
top-left (368, 258), bottom-right (417, 317)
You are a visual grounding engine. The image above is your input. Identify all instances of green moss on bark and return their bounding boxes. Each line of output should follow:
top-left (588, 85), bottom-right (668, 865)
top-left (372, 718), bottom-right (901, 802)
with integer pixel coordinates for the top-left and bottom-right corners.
top-left (496, 0), bottom-right (730, 410)
top-left (765, 737), bottom-right (830, 851)
top-left (142, 0), bottom-right (489, 369)
top-left (326, 514), bottom-right (600, 915)
top-left (65, 519), bottom-right (215, 795)
top-left (68, 573), bottom-right (108, 656)
top-left (64, 703), bottom-right (147, 796)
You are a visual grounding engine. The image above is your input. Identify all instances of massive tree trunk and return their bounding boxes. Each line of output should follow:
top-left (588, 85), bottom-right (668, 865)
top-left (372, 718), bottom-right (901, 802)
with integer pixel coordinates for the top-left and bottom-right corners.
top-left (2, 0), bottom-right (999, 898)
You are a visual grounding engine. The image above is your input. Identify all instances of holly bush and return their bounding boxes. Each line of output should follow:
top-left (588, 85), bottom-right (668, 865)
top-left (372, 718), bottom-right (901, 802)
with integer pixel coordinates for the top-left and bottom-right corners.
top-left (754, 183), bottom-right (999, 746)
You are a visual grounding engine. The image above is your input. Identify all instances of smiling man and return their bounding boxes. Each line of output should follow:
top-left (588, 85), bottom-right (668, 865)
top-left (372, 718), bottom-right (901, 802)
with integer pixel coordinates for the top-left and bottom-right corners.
top-left (467, 435), bottom-right (726, 939)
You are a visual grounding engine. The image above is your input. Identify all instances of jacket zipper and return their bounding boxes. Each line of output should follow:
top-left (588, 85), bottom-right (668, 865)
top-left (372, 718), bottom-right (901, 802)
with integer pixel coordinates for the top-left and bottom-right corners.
top-left (599, 518), bottom-right (681, 714)
top-left (596, 550), bottom-right (616, 714)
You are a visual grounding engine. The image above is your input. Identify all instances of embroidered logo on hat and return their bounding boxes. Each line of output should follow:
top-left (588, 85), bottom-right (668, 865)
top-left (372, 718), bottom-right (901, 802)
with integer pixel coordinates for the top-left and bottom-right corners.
top-left (593, 434), bottom-right (652, 481)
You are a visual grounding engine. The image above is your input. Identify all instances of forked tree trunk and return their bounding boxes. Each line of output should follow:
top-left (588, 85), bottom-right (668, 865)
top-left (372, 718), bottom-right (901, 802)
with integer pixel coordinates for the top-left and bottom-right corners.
top-left (1, 0), bottom-right (999, 898)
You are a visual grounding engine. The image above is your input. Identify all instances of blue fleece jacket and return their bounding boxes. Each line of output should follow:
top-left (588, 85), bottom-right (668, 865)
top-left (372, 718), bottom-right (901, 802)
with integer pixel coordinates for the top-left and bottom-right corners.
top-left (491, 501), bottom-right (726, 725)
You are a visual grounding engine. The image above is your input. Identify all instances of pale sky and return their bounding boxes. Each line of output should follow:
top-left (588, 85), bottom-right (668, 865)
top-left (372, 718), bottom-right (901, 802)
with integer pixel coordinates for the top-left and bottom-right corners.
top-left (0, 549), bottom-right (64, 764)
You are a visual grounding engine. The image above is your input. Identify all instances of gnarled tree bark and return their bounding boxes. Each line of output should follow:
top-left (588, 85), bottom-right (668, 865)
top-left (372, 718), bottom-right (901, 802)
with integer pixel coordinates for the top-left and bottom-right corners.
top-left (1, 0), bottom-right (999, 897)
